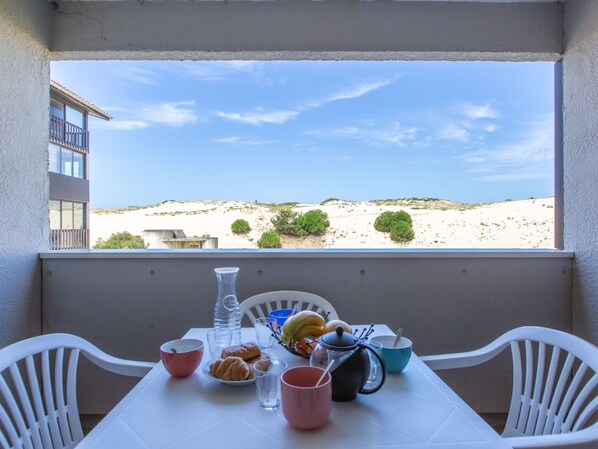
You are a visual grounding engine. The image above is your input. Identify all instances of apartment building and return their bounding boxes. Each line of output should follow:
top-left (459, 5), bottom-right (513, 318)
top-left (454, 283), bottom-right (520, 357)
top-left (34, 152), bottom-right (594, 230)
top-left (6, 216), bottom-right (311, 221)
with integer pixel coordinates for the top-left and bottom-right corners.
top-left (49, 81), bottom-right (111, 249)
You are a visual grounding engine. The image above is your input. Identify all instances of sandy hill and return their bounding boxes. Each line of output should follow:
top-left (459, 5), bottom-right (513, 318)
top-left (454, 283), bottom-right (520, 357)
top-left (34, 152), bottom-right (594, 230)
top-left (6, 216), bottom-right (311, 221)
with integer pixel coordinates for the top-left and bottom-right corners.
top-left (90, 197), bottom-right (554, 249)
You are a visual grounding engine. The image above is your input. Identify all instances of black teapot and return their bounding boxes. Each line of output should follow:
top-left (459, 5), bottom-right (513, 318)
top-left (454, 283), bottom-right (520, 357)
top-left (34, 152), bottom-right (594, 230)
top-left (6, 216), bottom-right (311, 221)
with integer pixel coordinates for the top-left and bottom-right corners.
top-left (310, 326), bottom-right (386, 402)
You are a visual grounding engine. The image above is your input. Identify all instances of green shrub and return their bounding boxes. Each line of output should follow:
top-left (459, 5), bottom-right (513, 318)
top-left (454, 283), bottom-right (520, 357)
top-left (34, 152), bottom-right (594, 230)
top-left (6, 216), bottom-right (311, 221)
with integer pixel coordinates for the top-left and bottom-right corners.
top-left (374, 210), bottom-right (412, 232)
top-left (296, 209), bottom-right (330, 235)
top-left (389, 221), bottom-right (415, 242)
top-left (257, 230), bottom-right (282, 248)
top-left (93, 231), bottom-right (146, 249)
top-left (271, 209), bottom-right (303, 236)
top-left (231, 219), bottom-right (251, 234)
top-left (272, 208), bottom-right (330, 236)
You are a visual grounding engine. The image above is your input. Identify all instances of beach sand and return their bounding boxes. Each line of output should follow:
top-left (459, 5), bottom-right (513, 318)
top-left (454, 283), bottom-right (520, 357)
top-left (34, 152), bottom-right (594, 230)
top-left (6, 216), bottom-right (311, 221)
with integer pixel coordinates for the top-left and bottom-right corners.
top-left (90, 197), bottom-right (555, 249)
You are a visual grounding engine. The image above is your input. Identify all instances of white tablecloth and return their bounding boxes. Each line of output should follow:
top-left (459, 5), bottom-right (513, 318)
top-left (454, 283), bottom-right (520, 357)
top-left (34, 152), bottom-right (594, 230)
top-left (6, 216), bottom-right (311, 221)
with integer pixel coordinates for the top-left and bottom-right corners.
top-left (78, 325), bottom-right (512, 449)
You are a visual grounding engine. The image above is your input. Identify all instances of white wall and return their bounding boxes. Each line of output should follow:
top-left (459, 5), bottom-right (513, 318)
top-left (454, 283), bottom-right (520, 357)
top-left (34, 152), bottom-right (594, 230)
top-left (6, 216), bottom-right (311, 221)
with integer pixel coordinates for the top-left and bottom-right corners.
top-left (0, 0), bottom-right (51, 347)
top-left (563, 0), bottom-right (598, 345)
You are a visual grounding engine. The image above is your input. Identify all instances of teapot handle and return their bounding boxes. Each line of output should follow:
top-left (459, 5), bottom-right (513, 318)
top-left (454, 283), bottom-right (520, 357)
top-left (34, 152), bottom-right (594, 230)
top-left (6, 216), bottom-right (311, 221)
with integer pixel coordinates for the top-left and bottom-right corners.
top-left (357, 342), bottom-right (386, 395)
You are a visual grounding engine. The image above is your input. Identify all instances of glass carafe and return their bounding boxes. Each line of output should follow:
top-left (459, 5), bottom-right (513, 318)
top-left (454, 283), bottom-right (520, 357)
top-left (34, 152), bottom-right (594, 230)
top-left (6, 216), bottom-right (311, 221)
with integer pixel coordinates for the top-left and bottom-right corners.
top-left (213, 267), bottom-right (241, 346)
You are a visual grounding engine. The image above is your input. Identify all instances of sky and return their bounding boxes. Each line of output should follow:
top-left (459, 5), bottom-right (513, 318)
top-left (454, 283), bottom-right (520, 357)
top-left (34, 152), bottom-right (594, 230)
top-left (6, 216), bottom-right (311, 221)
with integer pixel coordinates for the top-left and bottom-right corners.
top-left (51, 61), bottom-right (555, 209)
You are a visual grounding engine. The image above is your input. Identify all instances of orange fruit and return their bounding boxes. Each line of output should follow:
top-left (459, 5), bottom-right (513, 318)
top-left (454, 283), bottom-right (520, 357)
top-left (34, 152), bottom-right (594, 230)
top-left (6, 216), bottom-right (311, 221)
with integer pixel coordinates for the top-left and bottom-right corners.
top-left (323, 320), bottom-right (352, 334)
top-left (295, 338), bottom-right (316, 356)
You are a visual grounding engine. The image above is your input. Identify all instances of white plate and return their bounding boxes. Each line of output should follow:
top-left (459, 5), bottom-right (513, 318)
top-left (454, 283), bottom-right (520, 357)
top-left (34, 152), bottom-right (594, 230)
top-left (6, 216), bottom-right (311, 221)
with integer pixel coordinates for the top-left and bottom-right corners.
top-left (202, 362), bottom-right (255, 386)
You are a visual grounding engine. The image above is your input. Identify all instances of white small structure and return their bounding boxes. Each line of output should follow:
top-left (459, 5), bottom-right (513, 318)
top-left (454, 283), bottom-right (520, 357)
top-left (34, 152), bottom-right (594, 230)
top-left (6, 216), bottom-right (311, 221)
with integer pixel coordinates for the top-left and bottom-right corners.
top-left (143, 229), bottom-right (218, 249)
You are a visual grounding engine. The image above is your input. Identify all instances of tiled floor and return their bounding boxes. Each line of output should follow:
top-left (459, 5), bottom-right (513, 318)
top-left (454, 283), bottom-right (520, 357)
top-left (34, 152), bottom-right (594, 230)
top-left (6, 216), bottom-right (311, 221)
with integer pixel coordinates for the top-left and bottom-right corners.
top-left (479, 413), bottom-right (507, 434)
top-left (81, 414), bottom-right (105, 435)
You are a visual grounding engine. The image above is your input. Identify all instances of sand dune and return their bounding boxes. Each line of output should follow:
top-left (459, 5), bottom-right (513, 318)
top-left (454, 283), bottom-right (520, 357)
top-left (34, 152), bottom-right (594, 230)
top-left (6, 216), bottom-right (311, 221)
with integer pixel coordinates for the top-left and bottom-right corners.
top-left (90, 197), bottom-right (555, 249)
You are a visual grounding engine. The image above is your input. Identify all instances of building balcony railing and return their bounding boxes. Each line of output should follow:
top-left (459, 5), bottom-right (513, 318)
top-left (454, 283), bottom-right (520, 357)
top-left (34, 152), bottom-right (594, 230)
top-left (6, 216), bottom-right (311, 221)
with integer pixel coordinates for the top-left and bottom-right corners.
top-left (49, 115), bottom-right (89, 152)
top-left (49, 228), bottom-right (89, 250)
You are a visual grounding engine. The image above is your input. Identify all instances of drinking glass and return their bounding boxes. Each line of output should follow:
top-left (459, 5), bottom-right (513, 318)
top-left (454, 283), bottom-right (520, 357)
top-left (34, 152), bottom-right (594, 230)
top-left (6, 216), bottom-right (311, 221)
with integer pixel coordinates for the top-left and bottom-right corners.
top-left (206, 328), bottom-right (232, 360)
top-left (255, 358), bottom-right (287, 410)
top-left (254, 317), bottom-right (274, 350)
top-left (367, 340), bottom-right (383, 385)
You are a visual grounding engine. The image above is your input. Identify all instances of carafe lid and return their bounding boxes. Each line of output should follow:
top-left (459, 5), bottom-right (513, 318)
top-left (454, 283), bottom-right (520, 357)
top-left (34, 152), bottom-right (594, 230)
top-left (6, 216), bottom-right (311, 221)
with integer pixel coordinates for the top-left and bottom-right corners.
top-left (319, 326), bottom-right (358, 350)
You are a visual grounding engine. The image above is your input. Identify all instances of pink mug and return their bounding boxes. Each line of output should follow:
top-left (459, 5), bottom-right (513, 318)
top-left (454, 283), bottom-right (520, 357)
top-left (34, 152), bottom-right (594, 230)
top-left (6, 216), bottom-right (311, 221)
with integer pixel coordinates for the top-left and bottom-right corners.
top-left (281, 366), bottom-right (332, 430)
top-left (160, 339), bottom-right (204, 378)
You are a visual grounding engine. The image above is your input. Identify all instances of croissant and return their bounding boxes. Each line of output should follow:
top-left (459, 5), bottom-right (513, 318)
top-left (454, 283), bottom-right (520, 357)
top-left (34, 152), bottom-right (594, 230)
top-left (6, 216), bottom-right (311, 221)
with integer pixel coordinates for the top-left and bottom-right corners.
top-left (221, 342), bottom-right (261, 361)
top-left (210, 357), bottom-right (250, 381)
top-left (246, 354), bottom-right (271, 380)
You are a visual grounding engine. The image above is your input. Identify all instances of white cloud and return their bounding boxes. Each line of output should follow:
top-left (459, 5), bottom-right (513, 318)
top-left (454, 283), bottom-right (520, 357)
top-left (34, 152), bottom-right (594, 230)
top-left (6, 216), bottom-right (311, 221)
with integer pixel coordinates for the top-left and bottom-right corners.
top-left (311, 79), bottom-right (394, 107)
top-left (101, 106), bottom-right (124, 112)
top-left (98, 120), bottom-right (150, 130)
top-left (214, 136), bottom-right (278, 145)
top-left (217, 79), bottom-right (393, 126)
top-left (310, 122), bottom-right (418, 147)
top-left (141, 101), bottom-right (198, 126)
top-left (461, 118), bottom-right (554, 182)
top-left (460, 102), bottom-right (500, 120)
top-left (118, 66), bottom-right (160, 85)
top-left (96, 101), bottom-right (199, 130)
top-left (216, 109), bottom-right (299, 126)
top-left (437, 124), bottom-right (469, 141)
top-left (484, 124), bottom-right (498, 133)
top-left (182, 61), bottom-right (260, 81)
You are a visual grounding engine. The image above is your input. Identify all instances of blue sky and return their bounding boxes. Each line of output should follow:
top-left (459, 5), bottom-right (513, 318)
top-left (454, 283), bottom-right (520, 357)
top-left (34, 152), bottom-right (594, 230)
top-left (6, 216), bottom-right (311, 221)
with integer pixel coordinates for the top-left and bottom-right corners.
top-left (51, 61), bottom-right (555, 208)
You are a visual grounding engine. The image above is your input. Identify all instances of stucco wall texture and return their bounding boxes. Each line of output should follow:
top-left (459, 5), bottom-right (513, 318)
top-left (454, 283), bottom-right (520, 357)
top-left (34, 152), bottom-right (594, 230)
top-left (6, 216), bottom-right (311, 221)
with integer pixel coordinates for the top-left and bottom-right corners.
top-left (563, 0), bottom-right (598, 345)
top-left (0, 0), bottom-right (51, 347)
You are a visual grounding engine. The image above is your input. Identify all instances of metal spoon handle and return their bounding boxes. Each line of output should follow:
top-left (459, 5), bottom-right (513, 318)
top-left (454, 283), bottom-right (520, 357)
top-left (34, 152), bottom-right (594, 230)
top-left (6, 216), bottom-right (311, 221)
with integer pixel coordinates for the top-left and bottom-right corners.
top-left (393, 328), bottom-right (403, 348)
top-left (316, 359), bottom-right (335, 387)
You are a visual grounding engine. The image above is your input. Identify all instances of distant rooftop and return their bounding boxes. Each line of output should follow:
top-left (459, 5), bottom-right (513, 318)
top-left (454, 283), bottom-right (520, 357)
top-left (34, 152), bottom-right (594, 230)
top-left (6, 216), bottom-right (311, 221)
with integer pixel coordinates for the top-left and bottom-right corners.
top-left (50, 80), bottom-right (112, 120)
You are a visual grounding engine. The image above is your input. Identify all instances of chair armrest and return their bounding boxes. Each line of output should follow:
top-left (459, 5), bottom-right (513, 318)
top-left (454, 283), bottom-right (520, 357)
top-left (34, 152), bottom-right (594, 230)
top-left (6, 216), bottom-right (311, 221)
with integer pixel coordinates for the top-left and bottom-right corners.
top-left (69, 335), bottom-right (155, 377)
top-left (420, 333), bottom-right (513, 371)
top-left (84, 354), bottom-right (155, 377)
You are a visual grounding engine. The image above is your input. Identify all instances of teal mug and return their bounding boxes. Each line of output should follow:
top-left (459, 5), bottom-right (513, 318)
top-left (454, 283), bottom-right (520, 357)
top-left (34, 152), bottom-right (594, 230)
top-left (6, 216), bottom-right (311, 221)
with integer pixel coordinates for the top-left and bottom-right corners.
top-left (370, 335), bottom-right (412, 374)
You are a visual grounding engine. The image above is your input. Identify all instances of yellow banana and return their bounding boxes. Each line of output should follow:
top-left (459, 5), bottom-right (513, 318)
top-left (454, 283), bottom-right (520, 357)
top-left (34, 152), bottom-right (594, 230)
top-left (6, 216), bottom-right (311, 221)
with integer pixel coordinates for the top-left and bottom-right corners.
top-left (282, 311), bottom-right (326, 347)
top-left (293, 324), bottom-right (325, 342)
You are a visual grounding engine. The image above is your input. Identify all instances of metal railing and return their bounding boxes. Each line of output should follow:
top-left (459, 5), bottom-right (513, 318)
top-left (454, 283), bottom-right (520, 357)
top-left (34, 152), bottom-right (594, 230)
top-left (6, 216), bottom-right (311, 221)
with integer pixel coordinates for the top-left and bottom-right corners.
top-left (50, 115), bottom-right (89, 152)
top-left (49, 229), bottom-right (89, 250)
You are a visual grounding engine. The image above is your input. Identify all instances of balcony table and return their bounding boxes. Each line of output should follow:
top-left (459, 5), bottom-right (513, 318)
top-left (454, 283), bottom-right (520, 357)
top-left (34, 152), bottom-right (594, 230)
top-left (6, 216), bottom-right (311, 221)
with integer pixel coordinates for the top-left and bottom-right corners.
top-left (77, 325), bottom-right (512, 449)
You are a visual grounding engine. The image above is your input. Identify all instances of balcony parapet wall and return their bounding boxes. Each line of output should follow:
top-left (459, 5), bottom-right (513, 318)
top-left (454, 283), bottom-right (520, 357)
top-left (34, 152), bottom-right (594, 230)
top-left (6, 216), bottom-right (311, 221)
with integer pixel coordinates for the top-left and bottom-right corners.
top-left (41, 250), bottom-right (572, 414)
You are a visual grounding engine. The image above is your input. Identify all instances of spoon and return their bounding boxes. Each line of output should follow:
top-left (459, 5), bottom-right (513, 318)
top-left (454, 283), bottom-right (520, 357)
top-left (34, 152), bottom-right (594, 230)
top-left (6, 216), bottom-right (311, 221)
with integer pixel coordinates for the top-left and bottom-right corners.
top-left (393, 328), bottom-right (403, 348)
top-left (315, 359), bottom-right (335, 387)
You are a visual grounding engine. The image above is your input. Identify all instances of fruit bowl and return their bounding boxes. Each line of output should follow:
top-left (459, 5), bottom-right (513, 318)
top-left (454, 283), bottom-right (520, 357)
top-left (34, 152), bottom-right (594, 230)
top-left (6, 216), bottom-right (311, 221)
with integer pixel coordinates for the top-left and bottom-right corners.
top-left (269, 322), bottom-right (376, 359)
top-left (268, 321), bottom-right (314, 359)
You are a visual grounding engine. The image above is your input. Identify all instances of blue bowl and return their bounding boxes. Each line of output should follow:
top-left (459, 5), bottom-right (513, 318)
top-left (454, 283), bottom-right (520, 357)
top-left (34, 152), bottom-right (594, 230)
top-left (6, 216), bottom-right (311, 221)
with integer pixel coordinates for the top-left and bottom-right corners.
top-left (269, 309), bottom-right (295, 327)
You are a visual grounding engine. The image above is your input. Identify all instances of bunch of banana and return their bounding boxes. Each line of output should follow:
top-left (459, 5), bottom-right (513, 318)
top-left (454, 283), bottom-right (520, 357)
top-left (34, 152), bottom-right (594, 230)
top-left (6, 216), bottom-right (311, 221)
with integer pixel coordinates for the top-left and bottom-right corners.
top-left (280, 311), bottom-right (326, 348)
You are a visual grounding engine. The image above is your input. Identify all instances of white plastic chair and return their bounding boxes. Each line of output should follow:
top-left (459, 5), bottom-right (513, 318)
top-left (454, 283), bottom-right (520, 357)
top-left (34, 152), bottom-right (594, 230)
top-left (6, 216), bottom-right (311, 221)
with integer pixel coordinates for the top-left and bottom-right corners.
top-left (421, 326), bottom-right (598, 448)
top-left (239, 290), bottom-right (339, 325)
top-left (0, 333), bottom-right (155, 449)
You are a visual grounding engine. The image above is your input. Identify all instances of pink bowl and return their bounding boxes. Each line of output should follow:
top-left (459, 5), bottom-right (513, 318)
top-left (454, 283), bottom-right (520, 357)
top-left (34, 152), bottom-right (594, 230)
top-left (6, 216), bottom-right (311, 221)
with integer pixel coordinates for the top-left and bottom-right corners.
top-left (160, 339), bottom-right (204, 378)
top-left (281, 366), bottom-right (332, 430)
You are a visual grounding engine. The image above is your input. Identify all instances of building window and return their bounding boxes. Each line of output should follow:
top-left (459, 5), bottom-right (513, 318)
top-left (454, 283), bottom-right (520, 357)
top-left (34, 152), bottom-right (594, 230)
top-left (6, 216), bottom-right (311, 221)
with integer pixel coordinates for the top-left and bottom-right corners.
top-left (62, 202), bottom-right (74, 230)
top-left (49, 144), bottom-right (85, 178)
top-left (73, 151), bottom-right (84, 179)
top-left (66, 106), bottom-right (85, 129)
top-left (73, 202), bottom-right (85, 229)
top-left (49, 200), bottom-right (61, 229)
top-left (49, 144), bottom-right (60, 174)
top-left (61, 148), bottom-right (73, 177)
top-left (49, 200), bottom-right (86, 230)
top-left (50, 99), bottom-right (64, 120)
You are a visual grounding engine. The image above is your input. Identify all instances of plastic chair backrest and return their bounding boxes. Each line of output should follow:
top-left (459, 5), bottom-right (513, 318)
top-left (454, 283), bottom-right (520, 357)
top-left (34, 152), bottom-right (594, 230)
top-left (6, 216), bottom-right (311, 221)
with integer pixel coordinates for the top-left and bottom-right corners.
top-left (502, 327), bottom-right (598, 440)
top-left (239, 290), bottom-right (339, 326)
top-left (0, 333), bottom-right (153, 449)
